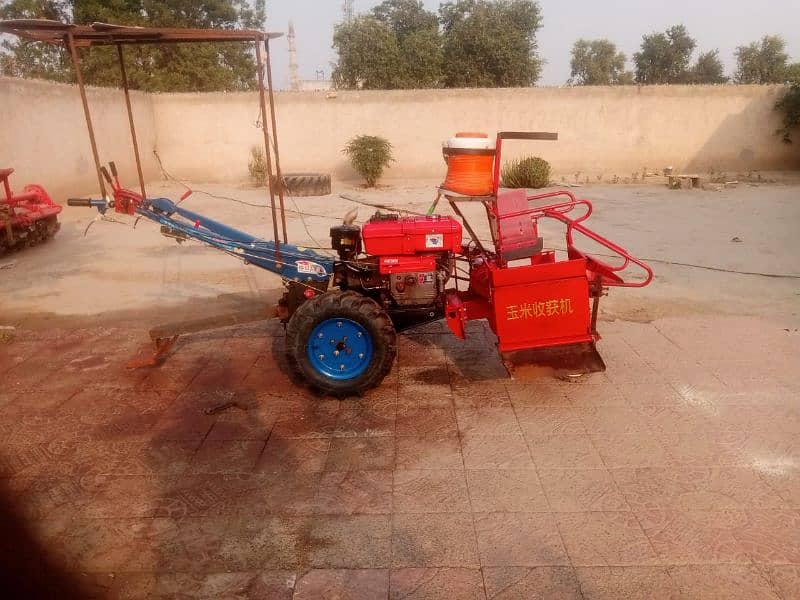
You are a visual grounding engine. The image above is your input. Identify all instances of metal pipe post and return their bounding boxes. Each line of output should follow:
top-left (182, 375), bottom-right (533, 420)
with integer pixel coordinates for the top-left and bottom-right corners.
top-left (117, 44), bottom-right (147, 200)
top-left (255, 38), bottom-right (281, 263)
top-left (66, 32), bottom-right (107, 199)
top-left (264, 39), bottom-right (288, 243)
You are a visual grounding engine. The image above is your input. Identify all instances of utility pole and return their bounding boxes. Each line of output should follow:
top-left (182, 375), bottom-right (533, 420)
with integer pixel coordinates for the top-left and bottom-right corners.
top-left (288, 20), bottom-right (299, 91)
top-left (343, 0), bottom-right (354, 23)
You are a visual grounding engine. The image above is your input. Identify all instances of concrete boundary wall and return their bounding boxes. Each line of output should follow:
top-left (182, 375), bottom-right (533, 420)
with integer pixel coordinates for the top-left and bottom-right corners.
top-left (154, 86), bottom-right (798, 182)
top-left (2, 77), bottom-right (798, 195)
top-left (0, 76), bottom-right (158, 197)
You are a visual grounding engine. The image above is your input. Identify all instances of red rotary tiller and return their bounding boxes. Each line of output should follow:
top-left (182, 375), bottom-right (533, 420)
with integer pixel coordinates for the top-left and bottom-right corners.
top-left (1, 168), bottom-right (61, 255)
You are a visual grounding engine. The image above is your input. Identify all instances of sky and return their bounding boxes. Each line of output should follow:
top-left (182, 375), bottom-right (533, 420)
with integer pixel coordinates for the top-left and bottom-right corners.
top-left (264, 0), bottom-right (800, 89)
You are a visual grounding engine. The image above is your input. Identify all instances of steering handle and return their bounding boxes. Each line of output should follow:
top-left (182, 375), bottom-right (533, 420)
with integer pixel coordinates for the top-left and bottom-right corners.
top-left (497, 131), bottom-right (558, 141)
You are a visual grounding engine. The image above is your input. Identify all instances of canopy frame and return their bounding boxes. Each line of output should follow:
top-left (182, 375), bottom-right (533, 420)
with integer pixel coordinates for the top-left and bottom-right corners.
top-left (0, 19), bottom-right (289, 254)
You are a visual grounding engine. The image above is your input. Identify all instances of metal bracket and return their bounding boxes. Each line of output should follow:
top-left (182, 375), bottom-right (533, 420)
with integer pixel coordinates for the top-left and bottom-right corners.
top-left (126, 305), bottom-right (281, 369)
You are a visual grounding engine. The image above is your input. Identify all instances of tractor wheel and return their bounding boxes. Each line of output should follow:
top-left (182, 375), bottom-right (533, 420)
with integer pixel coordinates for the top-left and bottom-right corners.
top-left (273, 173), bottom-right (331, 197)
top-left (286, 290), bottom-right (396, 396)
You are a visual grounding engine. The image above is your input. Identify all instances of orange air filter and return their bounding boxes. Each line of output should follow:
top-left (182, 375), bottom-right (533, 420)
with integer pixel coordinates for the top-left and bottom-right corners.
top-left (442, 132), bottom-right (496, 196)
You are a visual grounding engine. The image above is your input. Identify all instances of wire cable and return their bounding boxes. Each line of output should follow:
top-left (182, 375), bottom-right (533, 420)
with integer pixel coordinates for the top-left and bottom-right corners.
top-left (153, 152), bottom-right (799, 280)
top-left (152, 150), bottom-right (342, 221)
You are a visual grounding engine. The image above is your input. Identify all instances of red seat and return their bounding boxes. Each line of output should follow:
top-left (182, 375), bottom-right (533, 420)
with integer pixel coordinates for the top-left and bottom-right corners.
top-left (494, 189), bottom-right (543, 263)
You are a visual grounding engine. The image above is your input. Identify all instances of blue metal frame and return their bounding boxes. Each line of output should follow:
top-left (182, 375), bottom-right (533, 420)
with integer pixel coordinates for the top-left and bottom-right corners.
top-left (307, 317), bottom-right (373, 380)
top-left (134, 197), bottom-right (334, 283)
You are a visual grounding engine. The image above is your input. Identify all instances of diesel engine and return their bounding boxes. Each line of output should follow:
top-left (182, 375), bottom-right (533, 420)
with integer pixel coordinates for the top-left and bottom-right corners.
top-left (330, 212), bottom-right (463, 322)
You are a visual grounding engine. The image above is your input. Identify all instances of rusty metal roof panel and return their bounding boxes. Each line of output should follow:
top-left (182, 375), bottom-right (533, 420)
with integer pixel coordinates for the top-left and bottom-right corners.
top-left (0, 19), bottom-right (282, 45)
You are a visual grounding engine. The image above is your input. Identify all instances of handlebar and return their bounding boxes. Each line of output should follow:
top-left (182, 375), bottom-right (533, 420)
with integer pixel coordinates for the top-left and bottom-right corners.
top-left (497, 131), bottom-right (558, 141)
top-left (100, 166), bottom-right (113, 185)
top-left (109, 161), bottom-right (118, 177)
top-left (493, 131), bottom-right (559, 195)
top-left (67, 198), bottom-right (111, 214)
top-left (543, 208), bottom-right (654, 288)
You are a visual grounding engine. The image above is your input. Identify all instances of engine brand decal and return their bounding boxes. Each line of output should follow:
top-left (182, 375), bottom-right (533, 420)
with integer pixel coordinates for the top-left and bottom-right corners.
top-left (382, 258), bottom-right (400, 265)
top-left (425, 233), bottom-right (444, 249)
top-left (506, 298), bottom-right (574, 321)
top-left (295, 260), bottom-right (327, 276)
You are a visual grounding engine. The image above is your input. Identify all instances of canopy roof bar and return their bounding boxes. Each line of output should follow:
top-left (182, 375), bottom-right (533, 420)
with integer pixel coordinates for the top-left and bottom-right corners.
top-left (0, 19), bottom-right (287, 255)
top-left (0, 19), bottom-right (282, 45)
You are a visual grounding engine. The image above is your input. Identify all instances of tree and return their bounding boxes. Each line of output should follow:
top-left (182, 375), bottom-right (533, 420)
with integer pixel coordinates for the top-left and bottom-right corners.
top-left (332, 0), bottom-right (543, 89)
top-left (775, 81), bottom-right (800, 143)
top-left (569, 39), bottom-right (631, 85)
top-left (0, 0), bottom-right (267, 92)
top-left (373, 0), bottom-right (442, 88)
top-left (786, 63), bottom-right (800, 84)
top-left (439, 0), bottom-right (542, 87)
top-left (633, 24), bottom-right (696, 84)
top-left (440, 0), bottom-right (543, 88)
top-left (332, 16), bottom-right (405, 89)
top-left (373, 0), bottom-right (438, 38)
top-left (775, 62), bottom-right (800, 143)
top-left (332, 0), bottom-right (441, 89)
top-left (735, 35), bottom-right (789, 84)
top-left (690, 50), bottom-right (728, 84)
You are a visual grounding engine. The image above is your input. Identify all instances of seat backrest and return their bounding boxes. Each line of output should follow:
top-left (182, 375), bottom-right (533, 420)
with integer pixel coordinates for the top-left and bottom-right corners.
top-left (495, 189), bottom-right (536, 249)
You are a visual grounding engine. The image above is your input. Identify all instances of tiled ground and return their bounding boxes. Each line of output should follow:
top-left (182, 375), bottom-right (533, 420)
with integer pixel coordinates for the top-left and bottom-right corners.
top-left (0, 314), bottom-right (798, 599)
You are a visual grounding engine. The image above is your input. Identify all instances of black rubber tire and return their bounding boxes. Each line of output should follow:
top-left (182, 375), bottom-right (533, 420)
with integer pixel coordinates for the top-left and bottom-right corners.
top-left (286, 290), bottom-right (396, 396)
top-left (273, 173), bottom-right (332, 197)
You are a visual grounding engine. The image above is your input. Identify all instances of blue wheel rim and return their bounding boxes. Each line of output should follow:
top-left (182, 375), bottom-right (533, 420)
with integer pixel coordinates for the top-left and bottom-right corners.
top-left (307, 318), bottom-right (373, 380)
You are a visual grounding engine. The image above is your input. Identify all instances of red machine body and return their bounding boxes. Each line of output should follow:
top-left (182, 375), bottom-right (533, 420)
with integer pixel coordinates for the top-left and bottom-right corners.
top-left (1, 168), bottom-right (61, 254)
top-left (439, 183), bottom-right (652, 372)
top-left (344, 162), bottom-right (651, 377)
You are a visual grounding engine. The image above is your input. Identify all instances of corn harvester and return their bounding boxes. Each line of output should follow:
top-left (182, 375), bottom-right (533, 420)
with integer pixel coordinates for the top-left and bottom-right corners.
top-left (68, 133), bottom-right (652, 396)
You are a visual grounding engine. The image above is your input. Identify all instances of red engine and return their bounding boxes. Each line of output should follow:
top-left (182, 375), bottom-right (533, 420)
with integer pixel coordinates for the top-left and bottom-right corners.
top-left (331, 213), bottom-right (462, 315)
top-left (361, 214), bottom-right (462, 256)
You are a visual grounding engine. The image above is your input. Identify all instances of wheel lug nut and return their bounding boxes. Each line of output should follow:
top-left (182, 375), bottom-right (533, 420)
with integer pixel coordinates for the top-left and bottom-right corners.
top-left (318, 332), bottom-right (324, 338)
top-left (334, 350), bottom-right (339, 356)
top-left (358, 353), bottom-right (364, 359)
top-left (319, 354), bottom-right (325, 360)
top-left (337, 321), bottom-right (342, 327)
top-left (357, 332), bottom-right (362, 337)
top-left (339, 364), bottom-right (345, 370)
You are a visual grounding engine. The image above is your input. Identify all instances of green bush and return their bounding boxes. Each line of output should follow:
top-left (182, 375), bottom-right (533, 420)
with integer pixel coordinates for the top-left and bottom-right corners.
top-left (248, 145), bottom-right (267, 187)
top-left (501, 156), bottom-right (552, 189)
top-left (775, 82), bottom-right (800, 143)
top-left (343, 135), bottom-right (394, 187)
